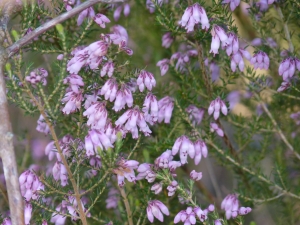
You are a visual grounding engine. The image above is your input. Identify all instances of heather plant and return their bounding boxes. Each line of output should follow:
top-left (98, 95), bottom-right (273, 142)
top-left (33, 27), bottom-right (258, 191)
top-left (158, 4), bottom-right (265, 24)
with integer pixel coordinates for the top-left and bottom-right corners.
top-left (0, 0), bottom-right (299, 224)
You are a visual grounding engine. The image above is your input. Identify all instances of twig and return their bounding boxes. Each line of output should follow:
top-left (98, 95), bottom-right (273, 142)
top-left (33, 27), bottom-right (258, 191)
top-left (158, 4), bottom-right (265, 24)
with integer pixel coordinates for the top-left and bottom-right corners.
top-left (207, 140), bottom-right (300, 200)
top-left (6, 0), bottom-right (123, 57)
top-left (240, 193), bottom-right (285, 204)
top-left (80, 171), bottom-right (110, 196)
top-left (167, 120), bottom-right (181, 139)
top-left (32, 200), bottom-right (77, 220)
top-left (275, 5), bottom-right (294, 53)
top-left (118, 186), bottom-right (134, 225)
top-left (196, 43), bottom-right (212, 98)
top-left (127, 136), bottom-right (141, 159)
top-left (175, 99), bottom-right (252, 191)
top-left (227, 117), bottom-right (277, 133)
top-left (85, 182), bottom-right (108, 214)
top-left (255, 94), bottom-right (300, 160)
top-left (266, 87), bottom-right (300, 101)
top-left (204, 158), bottom-right (223, 202)
top-left (180, 165), bottom-right (216, 205)
top-left (15, 77), bottom-right (88, 224)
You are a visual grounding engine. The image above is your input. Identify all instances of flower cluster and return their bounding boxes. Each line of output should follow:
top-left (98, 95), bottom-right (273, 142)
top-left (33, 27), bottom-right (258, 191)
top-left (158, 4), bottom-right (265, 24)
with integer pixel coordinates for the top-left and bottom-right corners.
top-left (221, 194), bottom-right (251, 219)
top-left (113, 3), bottom-right (130, 21)
top-left (210, 122), bottom-right (224, 137)
top-left (210, 25), bottom-right (229, 56)
top-left (25, 68), bottom-right (48, 87)
top-left (113, 158), bottom-right (139, 187)
top-left (208, 97), bottom-right (228, 120)
top-left (137, 70), bottom-right (156, 92)
top-left (147, 200), bottom-right (170, 223)
top-left (174, 206), bottom-right (213, 224)
top-left (172, 136), bottom-right (208, 165)
top-left (162, 32), bottom-right (174, 48)
top-left (36, 114), bottom-right (50, 134)
top-left (179, 3), bottom-right (210, 32)
top-left (278, 57), bottom-right (300, 81)
top-left (186, 105), bottom-right (205, 126)
top-left (19, 170), bottom-right (44, 201)
top-left (250, 51), bottom-right (270, 70)
top-left (115, 108), bottom-right (152, 138)
top-left (222, 0), bottom-right (241, 11)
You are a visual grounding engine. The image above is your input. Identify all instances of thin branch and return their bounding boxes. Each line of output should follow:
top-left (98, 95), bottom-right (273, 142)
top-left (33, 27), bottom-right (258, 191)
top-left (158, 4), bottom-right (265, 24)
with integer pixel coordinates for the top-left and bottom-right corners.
top-left (266, 87), bottom-right (300, 101)
top-left (174, 99), bottom-right (300, 200)
top-left (118, 186), bottom-right (134, 225)
top-left (80, 171), bottom-right (110, 196)
top-left (6, 0), bottom-right (123, 57)
top-left (275, 5), bottom-right (294, 53)
top-left (32, 200), bottom-right (77, 220)
top-left (14, 74), bottom-right (88, 224)
top-left (227, 117), bottom-right (277, 133)
top-left (204, 158), bottom-right (223, 203)
top-left (255, 94), bottom-right (300, 160)
top-left (196, 43), bottom-right (212, 98)
top-left (127, 136), bottom-right (141, 159)
top-left (207, 140), bottom-right (300, 200)
top-left (241, 193), bottom-right (285, 203)
top-left (180, 165), bottom-right (217, 205)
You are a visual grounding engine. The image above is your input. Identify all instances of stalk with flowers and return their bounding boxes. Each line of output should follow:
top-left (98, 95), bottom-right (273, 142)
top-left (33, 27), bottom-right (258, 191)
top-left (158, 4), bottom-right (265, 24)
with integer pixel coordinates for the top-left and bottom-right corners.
top-left (0, 0), bottom-right (299, 224)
